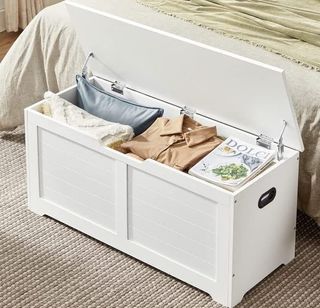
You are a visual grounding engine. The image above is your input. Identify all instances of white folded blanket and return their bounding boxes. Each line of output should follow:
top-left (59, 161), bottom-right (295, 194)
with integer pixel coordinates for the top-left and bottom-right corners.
top-left (42, 92), bottom-right (134, 148)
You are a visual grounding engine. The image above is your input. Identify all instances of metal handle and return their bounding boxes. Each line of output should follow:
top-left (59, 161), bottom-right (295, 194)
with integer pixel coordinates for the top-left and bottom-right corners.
top-left (258, 187), bottom-right (276, 209)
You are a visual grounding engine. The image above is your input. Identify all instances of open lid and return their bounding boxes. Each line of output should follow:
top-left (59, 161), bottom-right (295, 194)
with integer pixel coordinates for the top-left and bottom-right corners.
top-left (66, 1), bottom-right (304, 152)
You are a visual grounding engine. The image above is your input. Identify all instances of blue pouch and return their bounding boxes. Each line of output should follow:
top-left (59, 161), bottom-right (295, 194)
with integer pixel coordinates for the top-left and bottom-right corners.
top-left (76, 75), bottom-right (164, 136)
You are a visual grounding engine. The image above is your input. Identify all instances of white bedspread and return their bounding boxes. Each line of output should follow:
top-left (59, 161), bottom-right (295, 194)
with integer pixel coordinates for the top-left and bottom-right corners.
top-left (0, 3), bottom-right (85, 130)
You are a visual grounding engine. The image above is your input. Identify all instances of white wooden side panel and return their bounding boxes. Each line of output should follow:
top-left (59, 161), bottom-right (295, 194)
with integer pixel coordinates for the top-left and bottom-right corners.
top-left (38, 128), bottom-right (117, 231)
top-left (24, 109), bottom-right (44, 215)
top-left (230, 154), bottom-right (299, 307)
top-left (128, 167), bottom-right (218, 279)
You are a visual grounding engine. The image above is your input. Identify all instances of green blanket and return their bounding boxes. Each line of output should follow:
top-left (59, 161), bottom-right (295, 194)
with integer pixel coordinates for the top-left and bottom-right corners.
top-left (137, 0), bottom-right (320, 71)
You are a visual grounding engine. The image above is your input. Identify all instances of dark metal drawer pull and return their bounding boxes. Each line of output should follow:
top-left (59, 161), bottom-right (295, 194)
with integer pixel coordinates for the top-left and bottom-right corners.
top-left (258, 187), bottom-right (276, 209)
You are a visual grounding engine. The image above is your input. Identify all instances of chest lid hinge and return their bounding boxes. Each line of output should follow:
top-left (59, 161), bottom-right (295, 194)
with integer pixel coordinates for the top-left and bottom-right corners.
top-left (256, 134), bottom-right (273, 150)
top-left (180, 106), bottom-right (196, 119)
top-left (81, 52), bottom-right (126, 95)
top-left (111, 81), bottom-right (126, 95)
top-left (276, 120), bottom-right (287, 161)
top-left (81, 52), bottom-right (94, 80)
top-left (256, 120), bottom-right (287, 161)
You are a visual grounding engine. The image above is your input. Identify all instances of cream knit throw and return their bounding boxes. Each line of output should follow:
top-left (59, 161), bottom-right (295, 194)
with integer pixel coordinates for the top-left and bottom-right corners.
top-left (42, 92), bottom-right (134, 148)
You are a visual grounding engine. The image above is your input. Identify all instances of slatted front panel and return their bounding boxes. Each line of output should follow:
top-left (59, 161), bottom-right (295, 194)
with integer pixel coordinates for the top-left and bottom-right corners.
top-left (128, 168), bottom-right (217, 279)
top-left (38, 129), bottom-right (116, 231)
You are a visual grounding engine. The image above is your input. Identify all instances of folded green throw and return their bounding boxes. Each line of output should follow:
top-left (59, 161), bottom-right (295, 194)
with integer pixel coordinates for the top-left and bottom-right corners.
top-left (137, 0), bottom-right (320, 71)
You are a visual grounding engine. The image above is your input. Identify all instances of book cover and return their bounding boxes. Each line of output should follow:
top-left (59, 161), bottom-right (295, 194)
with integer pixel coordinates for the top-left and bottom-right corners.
top-left (189, 136), bottom-right (275, 189)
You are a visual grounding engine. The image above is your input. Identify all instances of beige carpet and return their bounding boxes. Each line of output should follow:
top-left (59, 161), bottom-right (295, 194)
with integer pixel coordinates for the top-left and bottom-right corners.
top-left (1, 126), bottom-right (319, 308)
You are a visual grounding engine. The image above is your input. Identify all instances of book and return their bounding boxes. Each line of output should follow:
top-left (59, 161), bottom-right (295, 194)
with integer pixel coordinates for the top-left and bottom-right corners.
top-left (188, 136), bottom-right (276, 190)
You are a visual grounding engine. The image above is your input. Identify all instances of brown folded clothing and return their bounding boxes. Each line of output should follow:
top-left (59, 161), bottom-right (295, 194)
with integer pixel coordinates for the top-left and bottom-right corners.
top-left (121, 115), bottom-right (222, 171)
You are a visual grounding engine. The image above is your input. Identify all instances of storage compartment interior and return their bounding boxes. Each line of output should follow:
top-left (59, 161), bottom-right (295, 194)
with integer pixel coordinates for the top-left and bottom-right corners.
top-left (29, 76), bottom-right (297, 193)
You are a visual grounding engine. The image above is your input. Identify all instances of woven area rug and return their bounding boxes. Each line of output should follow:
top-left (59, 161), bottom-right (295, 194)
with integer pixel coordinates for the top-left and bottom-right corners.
top-left (1, 126), bottom-right (319, 308)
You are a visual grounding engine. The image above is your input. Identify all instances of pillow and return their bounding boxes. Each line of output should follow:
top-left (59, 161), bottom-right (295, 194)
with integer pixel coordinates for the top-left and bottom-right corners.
top-left (76, 75), bottom-right (164, 136)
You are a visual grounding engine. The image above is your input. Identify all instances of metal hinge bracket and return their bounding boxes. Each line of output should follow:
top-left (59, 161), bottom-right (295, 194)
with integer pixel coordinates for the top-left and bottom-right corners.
top-left (180, 106), bottom-right (196, 119)
top-left (111, 81), bottom-right (126, 95)
top-left (256, 120), bottom-right (287, 161)
top-left (256, 134), bottom-right (273, 150)
top-left (277, 120), bottom-right (287, 161)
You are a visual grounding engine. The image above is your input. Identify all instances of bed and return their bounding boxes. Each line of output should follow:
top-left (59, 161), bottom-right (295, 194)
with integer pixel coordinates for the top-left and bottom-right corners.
top-left (0, 0), bottom-right (320, 224)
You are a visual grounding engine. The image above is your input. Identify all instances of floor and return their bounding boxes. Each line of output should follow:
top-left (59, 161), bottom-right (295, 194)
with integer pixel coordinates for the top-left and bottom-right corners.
top-left (0, 125), bottom-right (320, 308)
top-left (0, 31), bottom-right (21, 61)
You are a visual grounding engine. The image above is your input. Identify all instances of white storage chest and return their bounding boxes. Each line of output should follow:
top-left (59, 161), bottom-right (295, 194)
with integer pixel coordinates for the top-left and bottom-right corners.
top-left (25, 2), bottom-right (304, 307)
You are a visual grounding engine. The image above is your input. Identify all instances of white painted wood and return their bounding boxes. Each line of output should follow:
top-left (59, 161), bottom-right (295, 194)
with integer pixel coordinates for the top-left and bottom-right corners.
top-left (115, 161), bottom-right (128, 239)
top-left (32, 195), bottom-right (232, 305)
top-left (24, 109), bottom-right (45, 215)
top-left (230, 153), bottom-right (299, 307)
top-left (65, 1), bottom-right (303, 152)
top-left (128, 167), bottom-right (218, 278)
top-left (25, 79), bottom-right (300, 307)
top-left (38, 128), bottom-right (117, 231)
top-left (26, 101), bottom-right (236, 206)
top-left (24, 5), bottom-right (302, 305)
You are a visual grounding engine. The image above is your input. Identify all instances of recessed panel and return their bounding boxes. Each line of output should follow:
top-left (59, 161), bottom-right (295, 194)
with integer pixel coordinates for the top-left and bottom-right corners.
top-left (128, 167), bottom-right (218, 279)
top-left (38, 129), bottom-right (116, 231)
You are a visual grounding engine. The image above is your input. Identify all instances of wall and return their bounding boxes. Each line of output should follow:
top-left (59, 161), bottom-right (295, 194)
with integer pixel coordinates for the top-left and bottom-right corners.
top-left (0, 0), bottom-right (4, 32)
